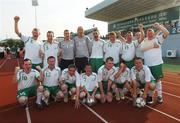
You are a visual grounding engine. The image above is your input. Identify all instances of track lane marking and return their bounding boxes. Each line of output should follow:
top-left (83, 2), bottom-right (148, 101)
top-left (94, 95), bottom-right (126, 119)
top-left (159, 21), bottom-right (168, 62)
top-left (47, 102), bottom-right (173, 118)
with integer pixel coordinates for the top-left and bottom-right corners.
top-left (25, 107), bottom-right (32, 123)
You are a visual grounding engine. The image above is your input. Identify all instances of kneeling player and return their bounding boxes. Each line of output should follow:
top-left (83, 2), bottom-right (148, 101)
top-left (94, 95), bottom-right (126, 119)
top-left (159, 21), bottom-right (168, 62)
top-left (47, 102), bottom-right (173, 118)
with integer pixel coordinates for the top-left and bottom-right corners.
top-left (60, 64), bottom-right (81, 107)
top-left (111, 62), bottom-right (131, 101)
top-left (80, 64), bottom-right (101, 104)
top-left (17, 58), bottom-right (43, 109)
top-left (131, 57), bottom-right (156, 105)
top-left (98, 57), bottom-right (116, 103)
top-left (41, 56), bottom-right (63, 106)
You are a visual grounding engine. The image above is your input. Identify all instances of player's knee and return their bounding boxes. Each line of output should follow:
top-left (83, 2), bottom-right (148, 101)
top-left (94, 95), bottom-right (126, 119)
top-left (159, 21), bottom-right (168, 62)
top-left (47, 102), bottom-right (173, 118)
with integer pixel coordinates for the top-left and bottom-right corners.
top-left (95, 94), bottom-right (101, 100)
top-left (37, 85), bottom-right (44, 92)
top-left (79, 91), bottom-right (86, 99)
top-left (18, 96), bottom-right (28, 105)
top-left (71, 88), bottom-right (76, 94)
top-left (61, 84), bottom-right (67, 91)
top-left (44, 90), bottom-right (50, 98)
top-left (149, 83), bottom-right (156, 90)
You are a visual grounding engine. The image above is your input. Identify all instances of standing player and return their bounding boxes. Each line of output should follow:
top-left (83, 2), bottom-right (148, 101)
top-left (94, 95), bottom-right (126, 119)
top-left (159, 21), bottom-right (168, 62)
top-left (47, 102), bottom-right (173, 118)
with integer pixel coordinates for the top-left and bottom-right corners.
top-left (40, 31), bottom-right (60, 68)
top-left (89, 29), bottom-right (105, 73)
top-left (59, 64), bottom-right (81, 108)
top-left (14, 16), bottom-right (43, 69)
top-left (111, 62), bottom-right (131, 101)
top-left (17, 59), bottom-right (43, 109)
top-left (131, 57), bottom-right (156, 105)
top-left (104, 32), bottom-right (122, 67)
top-left (98, 57), bottom-right (116, 103)
top-left (59, 29), bottom-right (74, 70)
top-left (41, 56), bottom-right (63, 106)
top-left (140, 22), bottom-right (169, 103)
top-left (74, 26), bottom-right (92, 73)
top-left (80, 64), bottom-right (100, 103)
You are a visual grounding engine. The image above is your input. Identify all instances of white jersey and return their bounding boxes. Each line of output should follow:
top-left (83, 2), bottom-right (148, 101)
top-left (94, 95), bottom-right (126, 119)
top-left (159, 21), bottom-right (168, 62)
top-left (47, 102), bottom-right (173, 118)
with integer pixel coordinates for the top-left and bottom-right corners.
top-left (42, 41), bottom-right (59, 67)
top-left (90, 39), bottom-right (105, 59)
top-left (111, 67), bottom-right (131, 84)
top-left (60, 68), bottom-right (81, 87)
top-left (121, 41), bottom-right (136, 61)
top-left (20, 35), bottom-right (42, 64)
top-left (98, 65), bottom-right (116, 82)
top-left (42, 67), bottom-right (61, 87)
top-left (143, 34), bottom-right (165, 66)
top-left (80, 72), bottom-right (98, 92)
top-left (131, 65), bottom-right (155, 83)
top-left (17, 69), bottom-right (40, 90)
top-left (134, 40), bottom-right (144, 59)
top-left (103, 41), bottom-right (122, 64)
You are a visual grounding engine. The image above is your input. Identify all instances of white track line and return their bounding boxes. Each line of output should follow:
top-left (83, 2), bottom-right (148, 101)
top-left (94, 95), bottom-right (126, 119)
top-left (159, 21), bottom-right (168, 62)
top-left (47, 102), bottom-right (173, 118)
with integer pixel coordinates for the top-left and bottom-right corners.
top-left (81, 103), bottom-right (109, 123)
top-left (163, 91), bottom-right (180, 99)
top-left (0, 58), bottom-right (7, 69)
top-left (25, 107), bottom-right (32, 123)
top-left (163, 81), bottom-right (180, 87)
top-left (145, 105), bottom-right (180, 122)
top-left (125, 96), bottom-right (180, 122)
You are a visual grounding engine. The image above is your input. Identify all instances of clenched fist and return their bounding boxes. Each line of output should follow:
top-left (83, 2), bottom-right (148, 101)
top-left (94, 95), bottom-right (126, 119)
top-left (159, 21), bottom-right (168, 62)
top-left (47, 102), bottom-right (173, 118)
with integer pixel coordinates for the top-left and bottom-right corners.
top-left (14, 16), bottom-right (20, 23)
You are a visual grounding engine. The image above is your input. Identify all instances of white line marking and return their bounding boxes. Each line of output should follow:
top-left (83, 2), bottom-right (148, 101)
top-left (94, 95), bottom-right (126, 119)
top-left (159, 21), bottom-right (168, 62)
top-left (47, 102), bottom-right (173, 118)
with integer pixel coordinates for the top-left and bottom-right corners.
top-left (25, 107), bottom-right (32, 123)
top-left (0, 59), bottom-right (7, 69)
top-left (125, 96), bottom-right (180, 122)
top-left (163, 91), bottom-right (180, 99)
top-left (163, 81), bottom-right (180, 87)
top-left (145, 105), bottom-right (180, 122)
top-left (81, 103), bottom-right (109, 123)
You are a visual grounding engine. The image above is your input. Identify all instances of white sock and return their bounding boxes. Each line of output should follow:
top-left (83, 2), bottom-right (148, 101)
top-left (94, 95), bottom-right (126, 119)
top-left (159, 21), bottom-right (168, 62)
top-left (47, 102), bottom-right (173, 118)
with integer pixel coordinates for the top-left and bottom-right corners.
top-left (156, 81), bottom-right (162, 97)
top-left (36, 92), bottom-right (43, 104)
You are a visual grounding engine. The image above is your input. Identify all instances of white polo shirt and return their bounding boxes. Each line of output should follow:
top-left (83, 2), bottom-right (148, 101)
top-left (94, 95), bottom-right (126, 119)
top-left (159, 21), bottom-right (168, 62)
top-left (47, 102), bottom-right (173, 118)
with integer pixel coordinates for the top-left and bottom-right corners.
top-left (42, 67), bottom-right (61, 87)
top-left (20, 35), bottom-right (42, 64)
top-left (60, 68), bottom-right (81, 87)
top-left (90, 39), bottom-right (105, 59)
top-left (143, 35), bottom-right (164, 66)
top-left (103, 40), bottom-right (122, 64)
top-left (98, 65), bottom-right (116, 82)
top-left (42, 41), bottom-right (59, 67)
top-left (80, 72), bottom-right (98, 92)
top-left (111, 67), bottom-right (131, 84)
top-left (121, 41), bottom-right (136, 61)
top-left (17, 69), bottom-right (40, 90)
top-left (131, 65), bottom-right (155, 83)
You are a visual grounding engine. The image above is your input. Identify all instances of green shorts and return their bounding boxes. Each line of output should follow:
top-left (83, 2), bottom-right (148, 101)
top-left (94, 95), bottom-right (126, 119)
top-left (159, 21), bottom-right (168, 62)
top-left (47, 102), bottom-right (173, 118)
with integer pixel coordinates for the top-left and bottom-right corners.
top-left (138, 80), bottom-right (156, 89)
top-left (116, 83), bottom-right (126, 89)
top-left (17, 86), bottom-right (37, 98)
top-left (32, 63), bottom-right (42, 70)
top-left (149, 64), bottom-right (163, 81)
top-left (124, 59), bottom-right (134, 69)
top-left (66, 83), bottom-right (76, 91)
top-left (44, 85), bottom-right (60, 96)
top-left (102, 81), bottom-right (112, 94)
top-left (89, 58), bottom-right (104, 73)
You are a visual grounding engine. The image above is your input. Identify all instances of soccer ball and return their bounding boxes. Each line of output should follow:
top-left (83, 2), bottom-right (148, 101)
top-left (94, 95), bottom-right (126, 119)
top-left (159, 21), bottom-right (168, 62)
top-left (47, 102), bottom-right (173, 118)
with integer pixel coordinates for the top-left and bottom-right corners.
top-left (135, 97), bottom-right (146, 108)
top-left (86, 97), bottom-right (96, 106)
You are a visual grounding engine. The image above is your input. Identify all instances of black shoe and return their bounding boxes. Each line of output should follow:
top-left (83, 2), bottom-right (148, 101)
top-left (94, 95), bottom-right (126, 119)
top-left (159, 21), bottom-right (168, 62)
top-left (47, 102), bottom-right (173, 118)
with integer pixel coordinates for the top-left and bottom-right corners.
top-left (146, 96), bottom-right (153, 105)
top-left (36, 103), bottom-right (43, 109)
top-left (21, 104), bottom-right (28, 109)
top-left (41, 99), bottom-right (49, 107)
top-left (157, 96), bottom-right (163, 104)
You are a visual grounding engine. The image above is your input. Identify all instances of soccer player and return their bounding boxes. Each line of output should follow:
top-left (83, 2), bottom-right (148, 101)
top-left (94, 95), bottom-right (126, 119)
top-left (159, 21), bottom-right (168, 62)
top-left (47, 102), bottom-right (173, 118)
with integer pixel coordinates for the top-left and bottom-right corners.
top-left (41, 56), bottom-right (62, 106)
top-left (98, 57), bottom-right (116, 103)
top-left (74, 26), bottom-right (92, 73)
top-left (17, 58), bottom-right (43, 109)
top-left (131, 57), bottom-right (156, 105)
top-left (104, 32), bottom-right (122, 67)
top-left (80, 64), bottom-right (100, 103)
top-left (59, 64), bottom-right (81, 108)
top-left (111, 62), bottom-right (131, 101)
top-left (40, 31), bottom-right (60, 68)
top-left (89, 29), bottom-right (105, 73)
top-left (59, 29), bottom-right (74, 70)
top-left (140, 22), bottom-right (169, 103)
top-left (14, 16), bottom-right (43, 69)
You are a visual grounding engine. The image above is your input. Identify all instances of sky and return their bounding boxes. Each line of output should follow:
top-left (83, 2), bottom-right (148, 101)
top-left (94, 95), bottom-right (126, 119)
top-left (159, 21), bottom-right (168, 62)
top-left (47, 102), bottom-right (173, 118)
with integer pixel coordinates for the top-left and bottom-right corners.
top-left (0, 0), bottom-right (107, 40)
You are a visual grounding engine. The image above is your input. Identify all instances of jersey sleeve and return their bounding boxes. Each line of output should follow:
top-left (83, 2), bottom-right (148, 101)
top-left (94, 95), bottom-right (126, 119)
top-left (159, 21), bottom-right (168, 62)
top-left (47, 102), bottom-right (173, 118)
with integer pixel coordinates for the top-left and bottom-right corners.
top-left (155, 34), bottom-right (164, 46)
top-left (131, 68), bottom-right (136, 81)
top-left (60, 69), bottom-right (66, 81)
top-left (126, 68), bottom-right (131, 82)
top-left (20, 34), bottom-right (30, 43)
top-left (144, 66), bottom-right (151, 82)
top-left (16, 70), bottom-right (21, 81)
top-left (97, 68), bottom-right (103, 82)
top-left (75, 71), bottom-right (81, 87)
top-left (35, 70), bottom-right (40, 79)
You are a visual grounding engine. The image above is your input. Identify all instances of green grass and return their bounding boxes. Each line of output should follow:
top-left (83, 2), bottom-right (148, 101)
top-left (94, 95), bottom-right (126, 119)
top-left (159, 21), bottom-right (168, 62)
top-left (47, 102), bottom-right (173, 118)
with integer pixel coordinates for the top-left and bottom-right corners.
top-left (163, 64), bottom-right (180, 73)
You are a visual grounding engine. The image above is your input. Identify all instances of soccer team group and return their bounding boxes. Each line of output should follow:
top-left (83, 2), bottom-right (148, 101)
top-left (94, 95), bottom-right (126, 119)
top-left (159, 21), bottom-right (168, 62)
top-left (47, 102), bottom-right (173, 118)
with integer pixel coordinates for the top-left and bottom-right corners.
top-left (13, 16), bottom-right (169, 109)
